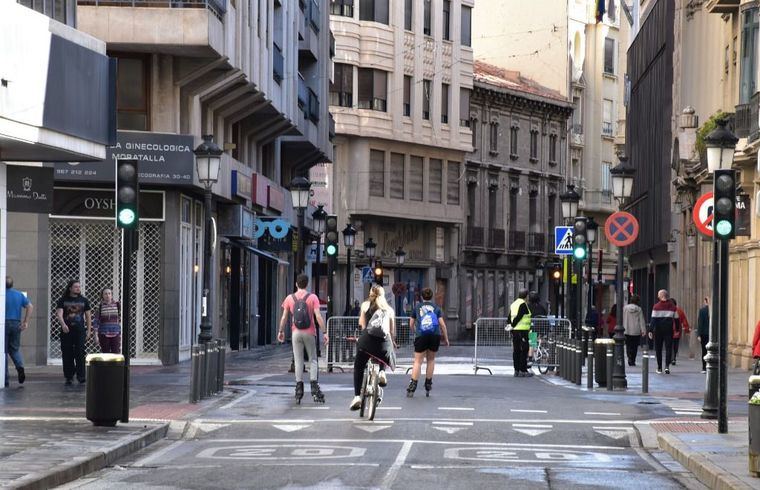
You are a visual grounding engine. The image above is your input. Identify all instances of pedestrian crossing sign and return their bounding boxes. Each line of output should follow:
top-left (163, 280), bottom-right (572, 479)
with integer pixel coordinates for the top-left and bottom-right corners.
top-left (554, 226), bottom-right (573, 255)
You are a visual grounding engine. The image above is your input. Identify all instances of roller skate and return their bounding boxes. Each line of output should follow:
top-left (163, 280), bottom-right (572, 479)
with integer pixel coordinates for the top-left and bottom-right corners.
top-left (406, 379), bottom-right (418, 398)
top-left (295, 381), bottom-right (304, 404)
top-left (311, 380), bottom-right (325, 403)
top-left (424, 378), bottom-right (432, 397)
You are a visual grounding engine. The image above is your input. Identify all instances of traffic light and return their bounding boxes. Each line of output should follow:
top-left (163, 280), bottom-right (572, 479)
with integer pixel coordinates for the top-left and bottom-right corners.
top-left (550, 262), bottom-right (562, 282)
top-left (116, 159), bottom-right (139, 229)
top-left (713, 169), bottom-right (736, 240)
top-left (373, 260), bottom-right (384, 285)
top-left (572, 217), bottom-right (587, 260)
top-left (325, 214), bottom-right (339, 256)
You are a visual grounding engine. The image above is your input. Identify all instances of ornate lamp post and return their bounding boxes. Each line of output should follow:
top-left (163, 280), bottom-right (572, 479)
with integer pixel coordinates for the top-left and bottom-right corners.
top-left (610, 155), bottom-right (636, 389)
top-left (311, 205), bottom-right (327, 299)
top-left (194, 135), bottom-right (222, 343)
top-left (365, 238), bottom-right (377, 263)
top-left (342, 224), bottom-right (356, 314)
top-left (586, 216), bottom-right (598, 325)
top-left (288, 176), bottom-right (312, 276)
top-left (395, 246), bottom-right (406, 314)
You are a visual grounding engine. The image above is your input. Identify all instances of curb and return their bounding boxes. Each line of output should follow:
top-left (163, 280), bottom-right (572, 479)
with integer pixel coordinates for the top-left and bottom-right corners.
top-left (10, 422), bottom-right (169, 490)
top-left (658, 433), bottom-right (754, 490)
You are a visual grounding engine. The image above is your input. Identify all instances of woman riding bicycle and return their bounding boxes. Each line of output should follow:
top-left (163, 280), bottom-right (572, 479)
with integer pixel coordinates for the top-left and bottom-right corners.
top-left (350, 285), bottom-right (396, 410)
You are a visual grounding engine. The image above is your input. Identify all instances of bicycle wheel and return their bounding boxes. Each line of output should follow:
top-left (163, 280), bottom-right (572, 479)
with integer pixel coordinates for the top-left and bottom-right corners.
top-left (537, 347), bottom-right (550, 374)
top-left (359, 367), bottom-right (369, 417)
top-left (367, 366), bottom-right (380, 421)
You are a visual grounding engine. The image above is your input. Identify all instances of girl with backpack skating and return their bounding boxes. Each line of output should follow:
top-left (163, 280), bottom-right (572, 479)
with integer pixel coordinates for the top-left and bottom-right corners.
top-left (407, 288), bottom-right (449, 397)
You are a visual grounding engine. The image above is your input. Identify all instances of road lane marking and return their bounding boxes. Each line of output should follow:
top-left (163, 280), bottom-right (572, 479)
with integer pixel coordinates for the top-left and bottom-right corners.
top-left (381, 441), bottom-right (413, 489)
top-left (194, 417), bottom-right (636, 425)
top-left (510, 409), bottom-right (548, 414)
top-left (433, 427), bottom-right (466, 434)
top-left (221, 388), bottom-right (257, 410)
top-left (272, 424), bottom-right (311, 432)
top-left (295, 407), bottom-right (331, 410)
top-left (354, 420), bottom-right (394, 424)
top-left (592, 426), bottom-right (631, 431)
top-left (133, 440), bottom-right (185, 467)
top-left (444, 446), bottom-right (613, 464)
top-left (376, 406), bottom-right (403, 410)
top-left (433, 421), bottom-right (473, 426)
top-left (195, 438), bottom-right (625, 450)
top-left (513, 428), bottom-right (552, 437)
top-left (512, 424), bottom-right (553, 428)
top-left (197, 444), bottom-right (367, 460)
top-left (594, 429), bottom-right (630, 440)
top-left (584, 412), bottom-right (621, 416)
top-left (355, 425), bottom-right (392, 433)
top-left (438, 407), bottom-right (475, 411)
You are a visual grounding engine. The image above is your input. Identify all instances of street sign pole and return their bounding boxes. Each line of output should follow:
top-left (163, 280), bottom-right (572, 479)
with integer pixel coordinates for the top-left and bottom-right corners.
top-left (702, 239), bottom-right (719, 419)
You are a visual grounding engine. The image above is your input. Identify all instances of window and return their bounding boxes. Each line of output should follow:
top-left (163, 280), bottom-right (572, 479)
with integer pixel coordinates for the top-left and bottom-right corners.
top-left (441, 83), bottom-right (449, 124)
top-left (572, 96), bottom-right (582, 134)
top-left (602, 99), bottom-right (613, 136)
top-left (116, 55), bottom-right (150, 131)
top-left (460, 88), bottom-right (470, 127)
top-left (429, 159), bottom-right (443, 203)
top-left (461, 6), bottom-right (472, 47)
top-left (19, 0), bottom-right (69, 24)
top-left (331, 0), bottom-right (354, 17)
top-left (390, 153), bottom-right (405, 199)
top-left (741, 8), bottom-right (759, 103)
top-left (422, 79), bottom-right (432, 120)
top-left (529, 129), bottom-right (538, 161)
top-left (424, 0), bottom-right (432, 36)
top-left (410, 156), bottom-right (424, 201)
top-left (509, 125), bottom-right (518, 156)
top-left (443, 0), bottom-right (451, 41)
top-left (403, 76), bottom-right (412, 117)
top-left (369, 150), bottom-right (385, 197)
top-left (549, 134), bottom-right (558, 164)
top-left (447, 161), bottom-right (461, 204)
top-left (273, 43), bottom-right (284, 84)
top-left (404, 0), bottom-right (412, 30)
top-left (489, 122), bottom-right (499, 154)
top-left (602, 162), bottom-right (612, 192)
top-left (360, 0), bottom-right (388, 24)
top-left (604, 37), bottom-right (615, 74)
top-left (471, 119), bottom-right (477, 148)
top-left (330, 63), bottom-right (354, 107)
top-left (358, 68), bottom-right (387, 111)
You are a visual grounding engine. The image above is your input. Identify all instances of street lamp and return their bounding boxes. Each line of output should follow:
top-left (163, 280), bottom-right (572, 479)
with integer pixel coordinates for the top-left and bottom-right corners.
top-left (365, 238), bottom-right (377, 261)
top-left (701, 120), bottom-right (738, 432)
top-left (610, 155), bottom-right (636, 390)
top-left (311, 205), bottom-right (327, 299)
top-left (395, 246), bottom-right (406, 266)
top-left (560, 184), bottom-right (582, 337)
top-left (289, 176), bottom-right (312, 275)
top-left (194, 135), bottom-right (222, 343)
top-left (586, 216), bottom-right (598, 326)
top-left (342, 223), bottom-right (357, 315)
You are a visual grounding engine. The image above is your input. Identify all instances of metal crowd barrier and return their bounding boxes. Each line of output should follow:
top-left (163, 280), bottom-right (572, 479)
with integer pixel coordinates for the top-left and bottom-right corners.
top-left (473, 317), bottom-right (572, 375)
top-left (324, 316), bottom-right (414, 373)
top-left (190, 339), bottom-right (226, 403)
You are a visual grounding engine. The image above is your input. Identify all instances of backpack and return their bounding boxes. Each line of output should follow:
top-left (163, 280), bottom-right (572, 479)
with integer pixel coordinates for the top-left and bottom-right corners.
top-left (417, 303), bottom-right (439, 335)
top-left (366, 308), bottom-right (388, 339)
top-left (291, 293), bottom-right (312, 330)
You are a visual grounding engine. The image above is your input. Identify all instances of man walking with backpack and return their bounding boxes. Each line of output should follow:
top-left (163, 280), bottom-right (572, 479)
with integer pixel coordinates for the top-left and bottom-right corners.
top-left (407, 288), bottom-right (449, 397)
top-left (278, 274), bottom-right (328, 403)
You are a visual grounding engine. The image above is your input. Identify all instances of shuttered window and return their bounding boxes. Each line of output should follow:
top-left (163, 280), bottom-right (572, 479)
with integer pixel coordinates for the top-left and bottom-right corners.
top-left (447, 161), bottom-right (460, 204)
top-left (390, 153), bottom-right (405, 199)
top-left (460, 88), bottom-right (470, 127)
top-left (410, 156), bottom-right (424, 201)
top-left (429, 159), bottom-right (443, 203)
top-left (369, 149), bottom-right (385, 197)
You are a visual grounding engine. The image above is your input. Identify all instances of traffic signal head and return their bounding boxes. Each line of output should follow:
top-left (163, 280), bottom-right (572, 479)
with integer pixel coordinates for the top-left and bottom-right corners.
top-left (373, 260), bottom-right (384, 284)
top-left (116, 159), bottom-right (139, 229)
top-left (550, 262), bottom-right (562, 282)
top-left (325, 214), bottom-right (339, 256)
top-left (713, 169), bottom-right (736, 240)
top-left (572, 217), bottom-right (587, 260)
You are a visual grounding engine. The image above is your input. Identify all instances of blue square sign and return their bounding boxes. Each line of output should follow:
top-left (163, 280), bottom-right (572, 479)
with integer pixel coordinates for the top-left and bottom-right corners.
top-left (555, 226), bottom-right (573, 255)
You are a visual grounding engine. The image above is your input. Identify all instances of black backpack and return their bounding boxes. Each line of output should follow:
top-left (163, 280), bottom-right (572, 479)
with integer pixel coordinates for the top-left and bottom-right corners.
top-left (292, 294), bottom-right (312, 330)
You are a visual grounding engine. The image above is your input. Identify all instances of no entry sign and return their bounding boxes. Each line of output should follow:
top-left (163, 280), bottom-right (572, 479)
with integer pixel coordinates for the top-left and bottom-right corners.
top-left (693, 192), bottom-right (714, 237)
top-left (604, 211), bottom-right (640, 247)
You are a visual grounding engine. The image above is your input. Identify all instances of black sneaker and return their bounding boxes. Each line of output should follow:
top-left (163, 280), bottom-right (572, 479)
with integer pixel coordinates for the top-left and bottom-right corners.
top-left (664, 368), bottom-right (670, 374)
top-left (65, 378), bottom-right (73, 386)
top-left (78, 378), bottom-right (86, 384)
top-left (671, 359), bottom-right (677, 366)
top-left (17, 367), bottom-right (25, 384)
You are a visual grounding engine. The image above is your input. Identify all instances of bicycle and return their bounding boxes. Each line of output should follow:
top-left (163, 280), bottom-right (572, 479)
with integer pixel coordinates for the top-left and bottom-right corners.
top-left (533, 336), bottom-right (551, 375)
top-left (359, 355), bottom-right (383, 421)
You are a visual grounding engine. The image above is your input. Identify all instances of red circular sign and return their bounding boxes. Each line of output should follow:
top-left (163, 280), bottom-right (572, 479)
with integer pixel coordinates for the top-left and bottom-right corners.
top-left (605, 211), bottom-right (640, 247)
top-left (692, 192), bottom-right (714, 237)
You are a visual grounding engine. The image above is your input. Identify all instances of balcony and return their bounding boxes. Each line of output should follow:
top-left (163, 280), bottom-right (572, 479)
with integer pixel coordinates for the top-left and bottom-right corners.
top-left (488, 229), bottom-right (505, 250)
top-left (309, 0), bottom-right (320, 32)
top-left (308, 88), bottom-right (320, 123)
top-left (735, 93), bottom-right (759, 143)
top-left (465, 226), bottom-right (484, 249)
top-left (508, 230), bottom-right (525, 252)
top-left (602, 121), bottom-right (614, 137)
top-left (298, 75), bottom-right (308, 112)
top-left (329, 91), bottom-right (353, 108)
top-left (299, 1), bottom-right (319, 61)
top-left (705, 0), bottom-right (739, 14)
top-left (78, 0), bottom-right (226, 17)
top-left (273, 43), bottom-right (284, 84)
top-left (527, 233), bottom-right (545, 254)
top-left (581, 190), bottom-right (615, 213)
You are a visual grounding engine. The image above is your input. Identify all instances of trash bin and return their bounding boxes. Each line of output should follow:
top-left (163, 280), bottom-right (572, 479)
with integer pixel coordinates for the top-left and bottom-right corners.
top-left (749, 375), bottom-right (760, 400)
top-left (594, 339), bottom-right (614, 387)
top-left (86, 353), bottom-right (125, 427)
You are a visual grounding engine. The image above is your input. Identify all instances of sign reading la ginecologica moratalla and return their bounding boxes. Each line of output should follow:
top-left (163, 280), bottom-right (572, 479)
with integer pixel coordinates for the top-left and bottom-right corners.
top-left (54, 131), bottom-right (195, 185)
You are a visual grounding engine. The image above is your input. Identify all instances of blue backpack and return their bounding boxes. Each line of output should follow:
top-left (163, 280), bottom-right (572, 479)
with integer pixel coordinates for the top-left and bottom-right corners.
top-left (418, 303), bottom-right (439, 335)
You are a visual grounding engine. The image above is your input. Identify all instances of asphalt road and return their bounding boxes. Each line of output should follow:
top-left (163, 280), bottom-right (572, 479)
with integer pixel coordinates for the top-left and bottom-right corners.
top-left (59, 348), bottom-right (705, 489)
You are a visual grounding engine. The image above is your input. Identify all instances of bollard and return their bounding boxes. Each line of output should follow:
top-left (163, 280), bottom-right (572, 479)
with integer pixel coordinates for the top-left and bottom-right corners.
top-left (606, 343), bottom-right (613, 391)
top-left (557, 340), bottom-right (563, 380)
top-left (561, 340), bottom-right (567, 380)
top-left (217, 339), bottom-right (226, 393)
top-left (575, 340), bottom-right (582, 385)
top-left (642, 344), bottom-right (649, 394)
top-left (587, 336), bottom-right (594, 389)
top-left (190, 346), bottom-right (199, 403)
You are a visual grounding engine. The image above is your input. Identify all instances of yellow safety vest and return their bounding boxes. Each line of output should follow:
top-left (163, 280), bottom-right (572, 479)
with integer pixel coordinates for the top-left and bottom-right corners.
top-left (510, 298), bottom-right (532, 331)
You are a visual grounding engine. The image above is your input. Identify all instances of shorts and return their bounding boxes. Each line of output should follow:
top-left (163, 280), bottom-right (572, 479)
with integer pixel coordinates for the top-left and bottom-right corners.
top-left (414, 334), bottom-right (441, 353)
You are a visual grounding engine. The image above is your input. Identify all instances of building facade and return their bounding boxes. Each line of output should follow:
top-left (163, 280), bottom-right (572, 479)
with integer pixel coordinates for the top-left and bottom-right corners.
top-left (460, 62), bottom-right (572, 330)
top-left (328, 0), bottom-right (474, 337)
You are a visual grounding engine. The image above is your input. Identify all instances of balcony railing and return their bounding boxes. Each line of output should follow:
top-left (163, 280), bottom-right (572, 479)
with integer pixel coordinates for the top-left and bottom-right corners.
top-left (77, 0), bottom-right (227, 19)
top-left (465, 226), bottom-right (484, 248)
top-left (527, 233), bottom-right (545, 254)
top-left (298, 76), bottom-right (308, 111)
top-left (308, 88), bottom-right (320, 123)
top-left (735, 92), bottom-right (759, 142)
top-left (309, 0), bottom-right (320, 32)
top-left (508, 230), bottom-right (525, 252)
top-left (602, 121), bottom-right (613, 136)
top-left (572, 123), bottom-right (583, 134)
top-left (488, 229), bottom-right (505, 250)
top-left (272, 43), bottom-right (284, 84)
top-left (329, 91), bottom-right (352, 108)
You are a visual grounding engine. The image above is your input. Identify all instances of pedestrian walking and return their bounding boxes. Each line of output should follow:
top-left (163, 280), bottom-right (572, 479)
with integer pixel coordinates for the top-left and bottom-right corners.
top-left (351, 285), bottom-right (396, 410)
top-left (648, 289), bottom-right (679, 374)
top-left (406, 287), bottom-right (449, 398)
top-left (606, 304), bottom-right (617, 338)
top-left (622, 294), bottom-right (646, 366)
top-left (277, 274), bottom-right (327, 404)
top-left (5, 276), bottom-right (32, 386)
top-left (669, 298), bottom-right (690, 366)
top-left (508, 289), bottom-right (532, 377)
top-left (55, 280), bottom-right (92, 385)
top-left (94, 288), bottom-right (121, 354)
top-left (752, 317), bottom-right (760, 374)
top-left (697, 297), bottom-right (709, 373)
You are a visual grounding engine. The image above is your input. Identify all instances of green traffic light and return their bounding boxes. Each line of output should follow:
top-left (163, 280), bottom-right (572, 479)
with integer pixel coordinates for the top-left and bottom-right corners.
top-left (715, 220), bottom-right (733, 237)
top-left (573, 247), bottom-right (586, 260)
top-left (118, 208), bottom-right (136, 225)
top-left (326, 244), bottom-right (338, 256)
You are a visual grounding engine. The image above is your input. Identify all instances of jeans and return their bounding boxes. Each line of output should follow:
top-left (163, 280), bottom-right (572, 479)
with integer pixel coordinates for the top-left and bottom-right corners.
top-left (4, 320), bottom-right (24, 385)
top-left (700, 335), bottom-right (709, 371)
top-left (61, 325), bottom-right (87, 381)
top-left (98, 334), bottom-right (121, 354)
top-left (512, 330), bottom-right (530, 373)
top-left (625, 335), bottom-right (640, 365)
top-left (654, 324), bottom-right (673, 370)
top-left (672, 337), bottom-right (680, 361)
top-left (291, 330), bottom-right (318, 383)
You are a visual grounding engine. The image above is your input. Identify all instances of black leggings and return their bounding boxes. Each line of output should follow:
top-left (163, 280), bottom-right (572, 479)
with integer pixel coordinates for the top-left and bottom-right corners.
top-left (654, 324), bottom-right (673, 370)
top-left (353, 333), bottom-right (388, 396)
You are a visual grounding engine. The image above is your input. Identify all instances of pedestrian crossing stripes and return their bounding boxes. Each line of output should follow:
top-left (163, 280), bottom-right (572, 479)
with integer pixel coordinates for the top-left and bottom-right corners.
top-left (659, 398), bottom-right (702, 416)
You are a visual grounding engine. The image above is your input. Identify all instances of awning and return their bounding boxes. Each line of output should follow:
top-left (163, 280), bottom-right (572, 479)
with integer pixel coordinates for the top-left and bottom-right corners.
top-left (229, 239), bottom-right (290, 266)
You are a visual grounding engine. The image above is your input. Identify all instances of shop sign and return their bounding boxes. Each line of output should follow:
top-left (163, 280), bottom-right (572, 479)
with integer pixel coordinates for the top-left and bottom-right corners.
top-left (256, 217), bottom-right (293, 252)
top-left (54, 131), bottom-right (194, 185)
top-left (737, 193), bottom-right (751, 237)
top-left (268, 186), bottom-right (285, 212)
top-left (252, 174), bottom-right (269, 207)
top-left (219, 205), bottom-right (255, 239)
top-left (232, 171), bottom-right (252, 201)
top-left (52, 188), bottom-right (165, 220)
top-left (6, 166), bottom-right (54, 213)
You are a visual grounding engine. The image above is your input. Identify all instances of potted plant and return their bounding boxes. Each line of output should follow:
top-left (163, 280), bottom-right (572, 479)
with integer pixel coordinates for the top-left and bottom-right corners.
top-left (749, 391), bottom-right (760, 476)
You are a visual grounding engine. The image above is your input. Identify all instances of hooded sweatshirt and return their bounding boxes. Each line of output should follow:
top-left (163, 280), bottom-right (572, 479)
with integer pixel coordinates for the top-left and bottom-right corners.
top-left (623, 303), bottom-right (646, 336)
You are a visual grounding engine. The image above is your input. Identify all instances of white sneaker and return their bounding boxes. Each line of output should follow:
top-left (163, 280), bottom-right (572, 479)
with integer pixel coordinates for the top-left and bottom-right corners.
top-left (349, 396), bottom-right (362, 411)
top-left (378, 371), bottom-right (387, 387)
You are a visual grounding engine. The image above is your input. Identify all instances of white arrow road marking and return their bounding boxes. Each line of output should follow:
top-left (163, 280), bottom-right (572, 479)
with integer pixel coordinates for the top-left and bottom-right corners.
top-left (512, 423), bottom-right (553, 437)
top-left (592, 427), bottom-right (631, 440)
top-left (510, 409), bottom-right (548, 414)
top-left (272, 424), bottom-right (311, 432)
top-left (433, 421), bottom-right (474, 426)
top-left (512, 428), bottom-right (552, 437)
top-left (197, 423), bottom-right (230, 433)
top-left (433, 427), bottom-right (466, 434)
top-left (355, 425), bottom-right (392, 433)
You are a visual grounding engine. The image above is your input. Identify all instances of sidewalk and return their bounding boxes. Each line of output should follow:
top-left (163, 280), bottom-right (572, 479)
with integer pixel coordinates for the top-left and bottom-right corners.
top-left (0, 345), bottom-right (288, 489)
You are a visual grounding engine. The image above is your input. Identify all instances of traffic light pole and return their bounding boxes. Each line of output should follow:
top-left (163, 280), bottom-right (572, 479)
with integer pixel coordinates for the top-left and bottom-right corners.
top-left (718, 238), bottom-right (729, 433)
top-left (702, 239), bottom-right (719, 419)
top-left (120, 228), bottom-right (136, 423)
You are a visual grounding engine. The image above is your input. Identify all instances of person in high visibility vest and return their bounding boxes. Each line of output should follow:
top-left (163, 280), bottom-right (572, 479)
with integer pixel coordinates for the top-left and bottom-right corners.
top-left (508, 289), bottom-right (533, 377)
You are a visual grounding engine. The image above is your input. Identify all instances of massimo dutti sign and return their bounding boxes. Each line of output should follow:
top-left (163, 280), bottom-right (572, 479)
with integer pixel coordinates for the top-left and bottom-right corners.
top-left (54, 131), bottom-right (194, 185)
top-left (6, 166), bottom-right (54, 213)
